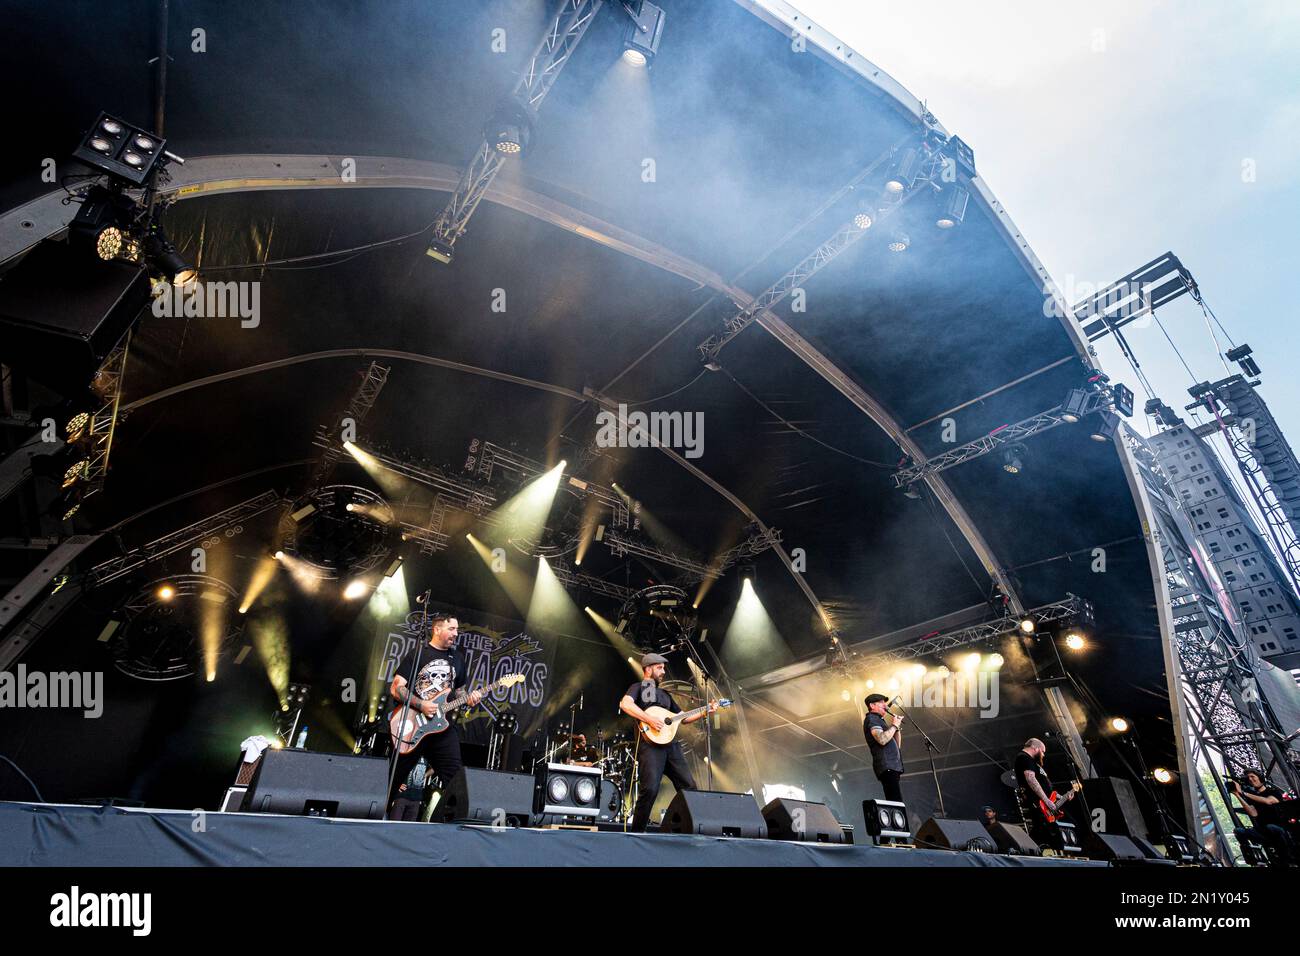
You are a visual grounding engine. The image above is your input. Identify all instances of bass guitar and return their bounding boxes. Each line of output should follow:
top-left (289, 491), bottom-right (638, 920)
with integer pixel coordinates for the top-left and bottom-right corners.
top-left (1037, 780), bottom-right (1082, 823)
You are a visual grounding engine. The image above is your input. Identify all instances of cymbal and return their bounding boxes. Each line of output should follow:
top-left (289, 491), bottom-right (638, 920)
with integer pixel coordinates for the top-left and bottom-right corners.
top-left (1000, 770), bottom-right (1018, 789)
top-left (658, 679), bottom-right (702, 700)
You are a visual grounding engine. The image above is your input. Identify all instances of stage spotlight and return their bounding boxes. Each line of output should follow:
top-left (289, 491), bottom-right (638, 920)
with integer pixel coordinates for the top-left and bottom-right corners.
top-left (935, 184), bottom-right (969, 229)
top-left (622, 0), bottom-right (666, 67)
top-left (273, 550), bottom-right (284, 560)
top-left (885, 147), bottom-right (922, 194)
top-left (987, 653), bottom-right (1004, 669)
top-left (486, 100), bottom-right (533, 156)
top-left (157, 584), bottom-right (175, 601)
top-left (1019, 617), bottom-right (1035, 635)
top-left (887, 231), bottom-right (910, 253)
top-left (342, 579), bottom-right (369, 601)
top-left (65, 412), bottom-right (91, 444)
top-left (146, 229), bottom-right (198, 288)
top-left (1063, 631), bottom-right (1086, 651)
top-left (1110, 717), bottom-right (1130, 734)
top-left (840, 689), bottom-right (851, 702)
top-left (853, 207), bottom-right (874, 230)
top-left (1152, 767), bottom-right (1174, 784)
top-left (68, 186), bottom-right (137, 261)
top-left (1002, 443), bottom-right (1027, 474)
top-left (961, 652), bottom-right (981, 672)
top-left (1090, 412), bottom-right (1119, 443)
top-left (1060, 388), bottom-right (1089, 423)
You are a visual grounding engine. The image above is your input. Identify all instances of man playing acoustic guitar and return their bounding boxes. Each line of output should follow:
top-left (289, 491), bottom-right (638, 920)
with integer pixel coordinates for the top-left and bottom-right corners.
top-left (1015, 737), bottom-right (1077, 853)
top-left (619, 652), bottom-right (718, 832)
top-left (388, 612), bottom-right (483, 815)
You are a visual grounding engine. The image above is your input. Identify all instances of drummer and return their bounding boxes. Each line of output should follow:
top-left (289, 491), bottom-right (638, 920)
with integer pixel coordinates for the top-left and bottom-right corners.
top-left (565, 732), bottom-right (599, 767)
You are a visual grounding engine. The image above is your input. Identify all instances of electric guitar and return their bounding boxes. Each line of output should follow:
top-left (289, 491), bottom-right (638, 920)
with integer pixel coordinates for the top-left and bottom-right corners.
top-left (389, 674), bottom-right (525, 755)
top-left (638, 699), bottom-right (732, 745)
top-left (1036, 780), bottom-right (1082, 823)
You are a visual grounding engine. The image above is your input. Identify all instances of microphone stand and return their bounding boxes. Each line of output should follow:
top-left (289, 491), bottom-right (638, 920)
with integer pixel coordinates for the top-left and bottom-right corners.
top-left (678, 636), bottom-right (714, 791)
top-left (385, 588), bottom-right (431, 819)
top-left (895, 703), bottom-right (945, 818)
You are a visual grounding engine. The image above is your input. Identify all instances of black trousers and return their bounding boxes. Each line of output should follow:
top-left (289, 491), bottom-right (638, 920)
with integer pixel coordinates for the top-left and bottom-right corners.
top-left (1234, 823), bottom-right (1295, 867)
top-left (876, 769), bottom-right (903, 803)
top-left (388, 726), bottom-right (463, 816)
top-left (631, 740), bottom-right (696, 832)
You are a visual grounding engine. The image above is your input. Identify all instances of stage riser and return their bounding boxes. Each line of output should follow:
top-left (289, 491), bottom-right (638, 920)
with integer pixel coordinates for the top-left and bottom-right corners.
top-left (0, 802), bottom-right (1103, 868)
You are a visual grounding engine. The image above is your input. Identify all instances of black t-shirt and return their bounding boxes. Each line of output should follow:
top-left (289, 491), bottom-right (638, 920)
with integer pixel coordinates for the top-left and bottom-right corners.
top-left (624, 680), bottom-right (682, 714)
top-left (1014, 750), bottom-right (1054, 812)
top-left (864, 712), bottom-right (903, 774)
top-left (1242, 782), bottom-right (1286, 827)
top-left (396, 643), bottom-right (467, 702)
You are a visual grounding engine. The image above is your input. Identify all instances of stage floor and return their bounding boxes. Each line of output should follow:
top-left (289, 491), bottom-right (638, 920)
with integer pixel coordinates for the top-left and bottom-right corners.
top-left (0, 801), bottom-right (1107, 867)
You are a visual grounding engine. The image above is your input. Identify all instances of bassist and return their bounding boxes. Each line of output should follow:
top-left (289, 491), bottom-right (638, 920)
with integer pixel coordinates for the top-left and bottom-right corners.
top-left (1015, 737), bottom-right (1076, 852)
top-left (618, 653), bottom-right (717, 832)
top-left (388, 612), bottom-right (482, 813)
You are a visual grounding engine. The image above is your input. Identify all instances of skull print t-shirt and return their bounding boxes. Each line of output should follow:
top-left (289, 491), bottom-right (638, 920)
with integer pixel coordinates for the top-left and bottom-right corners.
top-left (396, 644), bottom-right (468, 702)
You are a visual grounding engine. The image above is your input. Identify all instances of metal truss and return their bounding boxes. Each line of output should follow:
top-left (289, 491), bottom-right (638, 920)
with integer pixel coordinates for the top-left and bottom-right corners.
top-left (471, 438), bottom-right (630, 527)
top-left (838, 594), bottom-right (1088, 675)
top-left (547, 559), bottom-right (635, 602)
top-left (1127, 433), bottom-right (1299, 792)
top-left (891, 387), bottom-right (1114, 488)
top-left (86, 490), bottom-right (282, 588)
top-left (77, 333), bottom-right (132, 503)
top-left (600, 527), bottom-right (718, 581)
top-left (697, 220), bottom-right (871, 362)
top-left (308, 362), bottom-right (391, 487)
top-left (429, 0), bottom-right (604, 251)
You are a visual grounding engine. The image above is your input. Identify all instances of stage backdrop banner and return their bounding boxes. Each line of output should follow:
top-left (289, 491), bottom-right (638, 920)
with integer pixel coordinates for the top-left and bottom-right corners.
top-left (372, 604), bottom-right (556, 745)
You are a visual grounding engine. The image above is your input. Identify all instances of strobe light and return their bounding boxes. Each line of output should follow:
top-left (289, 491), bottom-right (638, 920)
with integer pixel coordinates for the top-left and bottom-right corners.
top-left (935, 184), bottom-right (969, 229)
top-left (72, 112), bottom-right (168, 185)
top-left (622, 1), bottom-right (666, 67)
top-left (486, 100), bottom-right (534, 157)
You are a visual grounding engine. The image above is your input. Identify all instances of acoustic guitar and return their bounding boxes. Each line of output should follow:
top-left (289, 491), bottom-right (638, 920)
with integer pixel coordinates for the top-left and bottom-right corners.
top-left (638, 699), bottom-right (732, 745)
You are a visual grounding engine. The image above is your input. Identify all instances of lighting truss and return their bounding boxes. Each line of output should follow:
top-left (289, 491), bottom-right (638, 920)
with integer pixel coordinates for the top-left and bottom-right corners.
top-left (546, 559), bottom-right (635, 601)
top-left (74, 333), bottom-right (133, 505)
top-left (427, 0), bottom-right (604, 257)
top-left (710, 525), bottom-right (783, 572)
top-left (841, 594), bottom-right (1089, 675)
top-left (891, 387), bottom-right (1115, 488)
top-left (307, 362), bottom-right (391, 488)
top-left (600, 527), bottom-right (717, 581)
top-left (86, 491), bottom-right (282, 588)
top-left (697, 220), bottom-right (873, 363)
top-left (471, 438), bottom-right (629, 527)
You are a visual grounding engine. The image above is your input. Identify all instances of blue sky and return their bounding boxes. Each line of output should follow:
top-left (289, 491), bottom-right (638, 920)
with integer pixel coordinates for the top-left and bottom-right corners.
top-left (791, 0), bottom-right (1299, 445)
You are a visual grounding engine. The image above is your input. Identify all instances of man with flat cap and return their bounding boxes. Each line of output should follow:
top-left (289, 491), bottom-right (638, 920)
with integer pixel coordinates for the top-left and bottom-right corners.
top-left (864, 692), bottom-right (905, 802)
top-left (619, 652), bottom-right (717, 832)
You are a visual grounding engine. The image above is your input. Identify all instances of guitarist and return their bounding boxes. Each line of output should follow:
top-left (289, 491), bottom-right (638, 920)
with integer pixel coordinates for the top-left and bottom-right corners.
top-left (1015, 737), bottom-right (1075, 852)
top-left (619, 652), bottom-right (718, 832)
top-left (388, 612), bottom-right (483, 811)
